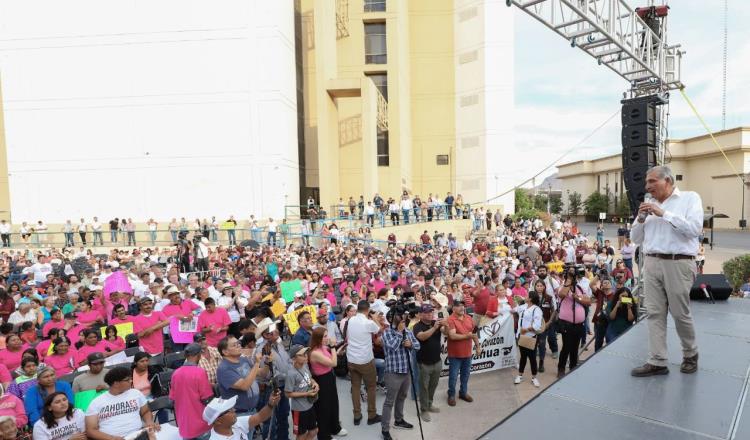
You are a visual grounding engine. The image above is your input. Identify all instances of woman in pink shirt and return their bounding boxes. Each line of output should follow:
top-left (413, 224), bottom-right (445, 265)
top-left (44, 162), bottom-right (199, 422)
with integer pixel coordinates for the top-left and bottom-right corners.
top-left (309, 327), bottom-right (347, 439)
top-left (35, 328), bottom-right (64, 362)
top-left (511, 277), bottom-right (529, 299)
top-left (102, 325), bottom-right (126, 353)
top-left (0, 335), bottom-right (26, 372)
top-left (76, 329), bottom-right (119, 366)
top-left (75, 301), bottom-right (102, 328)
top-left (556, 267), bottom-right (592, 377)
top-left (0, 385), bottom-right (28, 428)
top-left (41, 309), bottom-right (66, 338)
top-left (196, 298), bottom-right (231, 346)
top-left (44, 337), bottom-right (78, 376)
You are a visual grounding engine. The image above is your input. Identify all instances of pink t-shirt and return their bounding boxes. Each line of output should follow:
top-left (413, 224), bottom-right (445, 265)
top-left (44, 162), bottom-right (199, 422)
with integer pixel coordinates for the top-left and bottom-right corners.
top-left (103, 337), bottom-right (126, 353)
top-left (0, 364), bottom-right (11, 385)
top-left (133, 311), bottom-right (168, 354)
top-left (95, 298), bottom-right (129, 322)
top-left (36, 339), bottom-right (53, 361)
top-left (0, 394), bottom-right (27, 428)
top-left (0, 348), bottom-right (25, 371)
top-left (110, 316), bottom-right (134, 325)
top-left (65, 324), bottom-right (87, 346)
top-left (310, 347), bottom-right (333, 376)
top-left (46, 348), bottom-right (78, 375)
top-left (42, 319), bottom-right (66, 338)
top-left (196, 308), bottom-right (231, 346)
top-left (77, 341), bottom-right (108, 366)
top-left (77, 310), bottom-right (101, 328)
top-left (557, 286), bottom-right (589, 324)
top-left (162, 301), bottom-right (199, 320)
top-left (169, 364), bottom-right (214, 438)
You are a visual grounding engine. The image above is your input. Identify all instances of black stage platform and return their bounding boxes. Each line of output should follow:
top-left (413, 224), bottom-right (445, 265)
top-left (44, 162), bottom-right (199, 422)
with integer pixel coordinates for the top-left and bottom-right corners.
top-left (482, 300), bottom-right (750, 440)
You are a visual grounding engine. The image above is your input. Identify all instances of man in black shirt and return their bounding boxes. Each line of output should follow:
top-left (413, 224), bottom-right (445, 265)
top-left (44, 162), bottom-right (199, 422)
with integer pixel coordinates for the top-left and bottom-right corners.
top-left (413, 304), bottom-right (446, 422)
top-left (109, 218), bottom-right (119, 243)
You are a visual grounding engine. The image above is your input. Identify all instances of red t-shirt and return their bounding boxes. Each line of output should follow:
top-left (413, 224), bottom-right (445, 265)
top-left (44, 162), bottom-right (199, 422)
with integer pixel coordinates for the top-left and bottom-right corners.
top-left (472, 288), bottom-right (490, 315)
top-left (447, 313), bottom-right (475, 358)
top-left (134, 311), bottom-right (168, 355)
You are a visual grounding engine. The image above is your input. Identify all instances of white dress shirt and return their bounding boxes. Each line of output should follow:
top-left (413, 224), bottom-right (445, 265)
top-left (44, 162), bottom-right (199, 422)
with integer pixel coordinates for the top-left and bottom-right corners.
top-left (631, 187), bottom-right (703, 256)
top-left (345, 313), bottom-right (380, 364)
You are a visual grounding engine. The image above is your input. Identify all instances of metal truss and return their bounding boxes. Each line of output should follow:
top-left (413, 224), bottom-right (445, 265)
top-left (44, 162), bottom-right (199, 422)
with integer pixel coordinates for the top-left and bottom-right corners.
top-left (509, 0), bottom-right (684, 95)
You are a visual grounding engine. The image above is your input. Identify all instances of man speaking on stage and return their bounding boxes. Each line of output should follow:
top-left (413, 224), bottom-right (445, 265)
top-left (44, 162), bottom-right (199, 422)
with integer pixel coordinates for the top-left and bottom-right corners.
top-left (630, 165), bottom-right (704, 377)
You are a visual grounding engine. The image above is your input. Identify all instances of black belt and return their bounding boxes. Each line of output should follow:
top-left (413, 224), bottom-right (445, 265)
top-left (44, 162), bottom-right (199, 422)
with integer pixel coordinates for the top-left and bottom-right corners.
top-left (646, 253), bottom-right (695, 260)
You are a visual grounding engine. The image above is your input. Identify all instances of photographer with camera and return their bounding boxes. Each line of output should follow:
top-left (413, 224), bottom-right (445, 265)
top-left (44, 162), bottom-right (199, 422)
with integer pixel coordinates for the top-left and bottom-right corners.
top-left (413, 304), bottom-right (446, 422)
top-left (592, 278), bottom-right (614, 352)
top-left (556, 265), bottom-right (592, 378)
top-left (254, 319), bottom-right (292, 440)
top-left (380, 303), bottom-right (420, 440)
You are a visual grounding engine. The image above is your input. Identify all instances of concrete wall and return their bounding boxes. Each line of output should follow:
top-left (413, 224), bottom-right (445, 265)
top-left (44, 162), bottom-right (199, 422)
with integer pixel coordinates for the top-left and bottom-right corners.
top-left (370, 219), bottom-right (473, 244)
top-left (0, 0), bottom-right (299, 223)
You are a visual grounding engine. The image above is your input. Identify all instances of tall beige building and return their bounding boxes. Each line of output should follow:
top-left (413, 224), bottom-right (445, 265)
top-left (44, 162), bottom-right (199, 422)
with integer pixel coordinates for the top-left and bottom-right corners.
top-left (297, 0), bottom-right (515, 213)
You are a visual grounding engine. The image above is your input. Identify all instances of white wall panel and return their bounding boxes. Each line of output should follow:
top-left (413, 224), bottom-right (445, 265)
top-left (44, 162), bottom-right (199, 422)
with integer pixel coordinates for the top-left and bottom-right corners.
top-left (0, 0), bottom-right (299, 223)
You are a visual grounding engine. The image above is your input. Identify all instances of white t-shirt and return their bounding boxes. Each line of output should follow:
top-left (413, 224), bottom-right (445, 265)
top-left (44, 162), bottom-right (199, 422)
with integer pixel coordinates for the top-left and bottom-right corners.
top-left (209, 416), bottom-right (253, 440)
top-left (32, 409), bottom-right (85, 440)
top-left (85, 389), bottom-right (147, 437)
top-left (27, 263), bottom-right (53, 283)
top-left (345, 313), bottom-right (380, 364)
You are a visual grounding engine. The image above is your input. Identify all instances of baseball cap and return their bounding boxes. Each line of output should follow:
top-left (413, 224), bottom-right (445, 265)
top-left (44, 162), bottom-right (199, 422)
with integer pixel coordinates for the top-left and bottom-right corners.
top-left (202, 396), bottom-right (238, 425)
top-left (294, 291), bottom-right (305, 298)
top-left (453, 299), bottom-right (466, 306)
top-left (139, 296), bottom-right (154, 304)
top-left (87, 352), bottom-right (106, 364)
top-left (420, 304), bottom-right (434, 313)
top-left (317, 308), bottom-right (328, 317)
top-left (184, 343), bottom-right (202, 357)
top-left (193, 333), bottom-right (206, 342)
top-left (289, 345), bottom-right (309, 358)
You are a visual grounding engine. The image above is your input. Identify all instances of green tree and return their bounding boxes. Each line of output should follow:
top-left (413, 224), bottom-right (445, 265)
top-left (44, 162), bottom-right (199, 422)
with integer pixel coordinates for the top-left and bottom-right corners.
top-left (567, 191), bottom-right (582, 215)
top-left (550, 194), bottom-right (563, 214)
top-left (515, 188), bottom-right (532, 213)
top-left (584, 191), bottom-right (610, 217)
top-left (533, 194), bottom-right (548, 211)
top-left (616, 194), bottom-right (631, 217)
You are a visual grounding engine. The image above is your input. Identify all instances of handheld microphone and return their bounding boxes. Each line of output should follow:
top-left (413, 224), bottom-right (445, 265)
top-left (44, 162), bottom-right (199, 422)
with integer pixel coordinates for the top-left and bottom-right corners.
top-left (700, 283), bottom-right (710, 300)
top-left (638, 194), bottom-right (654, 222)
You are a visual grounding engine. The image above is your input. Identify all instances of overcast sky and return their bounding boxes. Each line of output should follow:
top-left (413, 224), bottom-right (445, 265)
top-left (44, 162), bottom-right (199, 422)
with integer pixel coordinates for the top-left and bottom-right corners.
top-left (513, 0), bottom-right (750, 186)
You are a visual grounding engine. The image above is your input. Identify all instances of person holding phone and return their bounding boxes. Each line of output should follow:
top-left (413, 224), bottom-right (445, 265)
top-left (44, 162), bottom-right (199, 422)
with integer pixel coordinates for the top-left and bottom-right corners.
top-left (413, 304), bottom-right (446, 422)
top-left (605, 287), bottom-right (636, 343)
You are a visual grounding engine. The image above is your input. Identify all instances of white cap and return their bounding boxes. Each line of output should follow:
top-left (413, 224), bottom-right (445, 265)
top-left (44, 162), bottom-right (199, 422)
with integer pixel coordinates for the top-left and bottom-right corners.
top-left (294, 291), bottom-right (304, 298)
top-left (202, 396), bottom-right (237, 425)
top-left (109, 261), bottom-right (120, 268)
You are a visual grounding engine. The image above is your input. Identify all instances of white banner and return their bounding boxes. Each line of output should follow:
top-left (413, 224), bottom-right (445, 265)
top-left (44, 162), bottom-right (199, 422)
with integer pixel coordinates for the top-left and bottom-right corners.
top-left (439, 313), bottom-right (517, 376)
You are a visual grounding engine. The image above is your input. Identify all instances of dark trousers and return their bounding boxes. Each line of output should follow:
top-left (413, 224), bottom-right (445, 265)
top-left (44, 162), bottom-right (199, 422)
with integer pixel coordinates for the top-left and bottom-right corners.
top-left (79, 232), bottom-right (87, 245)
top-left (257, 384), bottom-right (290, 440)
top-left (180, 257), bottom-right (191, 273)
top-left (390, 213), bottom-right (399, 225)
top-left (0, 234), bottom-right (9, 247)
top-left (313, 371), bottom-right (343, 440)
top-left (519, 345), bottom-right (538, 375)
top-left (594, 320), bottom-right (610, 352)
top-left (194, 258), bottom-right (208, 273)
top-left (558, 321), bottom-right (585, 372)
top-left (127, 231), bottom-right (136, 245)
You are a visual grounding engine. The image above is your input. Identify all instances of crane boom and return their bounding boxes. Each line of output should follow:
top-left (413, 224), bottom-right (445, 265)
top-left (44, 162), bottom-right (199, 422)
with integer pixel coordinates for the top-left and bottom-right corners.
top-left (508, 0), bottom-right (684, 96)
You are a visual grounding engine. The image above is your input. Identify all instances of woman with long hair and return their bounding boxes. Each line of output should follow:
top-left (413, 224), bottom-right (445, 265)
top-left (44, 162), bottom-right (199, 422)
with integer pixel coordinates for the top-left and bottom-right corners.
top-left (131, 352), bottom-right (167, 423)
top-left (605, 286), bottom-right (637, 342)
top-left (75, 301), bottom-right (101, 328)
top-left (32, 391), bottom-right (85, 440)
top-left (102, 325), bottom-right (126, 353)
top-left (514, 291), bottom-right (543, 388)
top-left (308, 327), bottom-right (347, 440)
top-left (0, 334), bottom-right (27, 372)
top-left (0, 290), bottom-right (14, 325)
top-left (23, 367), bottom-right (74, 426)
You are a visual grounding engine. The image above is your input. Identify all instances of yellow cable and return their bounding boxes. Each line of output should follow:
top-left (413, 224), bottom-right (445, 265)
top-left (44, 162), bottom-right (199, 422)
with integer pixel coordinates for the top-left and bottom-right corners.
top-left (679, 88), bottom-right (745, 184)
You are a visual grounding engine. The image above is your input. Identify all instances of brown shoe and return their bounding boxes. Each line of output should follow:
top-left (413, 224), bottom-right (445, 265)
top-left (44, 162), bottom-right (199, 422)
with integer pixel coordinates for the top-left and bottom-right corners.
top-left (680, 354), bottom-right (699, 374)
top-left (459, 394), bottom-right (473, 403)
top-left (631, 363), bottom-right (669, 377)
top-left (447, 396), bottom-right (456, 407)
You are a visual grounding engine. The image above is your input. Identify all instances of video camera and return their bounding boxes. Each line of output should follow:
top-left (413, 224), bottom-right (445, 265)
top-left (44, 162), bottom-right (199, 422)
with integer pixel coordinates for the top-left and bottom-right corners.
top-left (564, 263), bottom-right (586, 280)
top-left (385, 290), bottom-right (420, 324)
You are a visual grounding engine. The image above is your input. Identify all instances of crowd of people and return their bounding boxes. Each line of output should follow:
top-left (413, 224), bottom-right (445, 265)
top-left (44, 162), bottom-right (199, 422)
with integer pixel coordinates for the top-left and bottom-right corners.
top-left (0, 210), bottom-right (650, 440)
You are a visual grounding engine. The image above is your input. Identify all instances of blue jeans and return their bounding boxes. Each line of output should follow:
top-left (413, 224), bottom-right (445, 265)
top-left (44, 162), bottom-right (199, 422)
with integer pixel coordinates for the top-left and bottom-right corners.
top-left (402, 209), bottom-right (410, 224)
top-left (149, 231), bottom-right (157, 245)
top-left (623, 258), bottom-right (633, 271)
top-left (536, 325), bottom-right (558, 364)
top-left (447, 357), bottom-right (471, 398)
top-left (594, 321), bottom-right (610, 352)
top-left (64, 232), bottom-right (74, 247)
top-left (256, 385), bottom-right (290, 440)
top-left (251, 228), bottom-right (261, 242)
top-left (170, 231), bottom-right (177, 242)
top-left (379, 212), bottom-right (385, 228)
top-left (268, 231), bottom-right (276, 246)
top-left (93, 231), bottom-right (103, 246)
top-left (210, 229), bottom-right (218, 241)
top-left (375, 358), bottom-right (385, 384)
top-left (227, 229), bottom-right (236, 245)
top-left (110, 230), bottom-right (118, 243)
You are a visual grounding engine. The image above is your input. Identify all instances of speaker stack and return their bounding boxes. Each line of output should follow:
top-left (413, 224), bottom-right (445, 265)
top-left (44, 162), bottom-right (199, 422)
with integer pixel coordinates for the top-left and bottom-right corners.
top-left (621, 95), bottom-right (665, 216)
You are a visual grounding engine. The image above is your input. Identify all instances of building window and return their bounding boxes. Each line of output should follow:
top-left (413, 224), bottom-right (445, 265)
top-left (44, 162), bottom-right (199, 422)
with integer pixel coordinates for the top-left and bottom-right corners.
top-left (676, 174), bottom-right (683, 181)
top-left (377, 129), bottom-right (389, 166)
top-left (365, 23), bottom-right (387, 64)
top-left (436, 155), bottom-right (449, 165)
top-left (364, 0), bottom-right (386, 12)
top-left (366, 73), bottom-right (388, 101)
top-left (597, 175), bottom-right (601, 192)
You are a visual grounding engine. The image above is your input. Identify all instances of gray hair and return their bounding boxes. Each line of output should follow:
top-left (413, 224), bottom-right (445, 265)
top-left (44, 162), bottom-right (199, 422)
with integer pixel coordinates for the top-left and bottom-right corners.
top-left (647, 165), bottom-right (675, 184)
